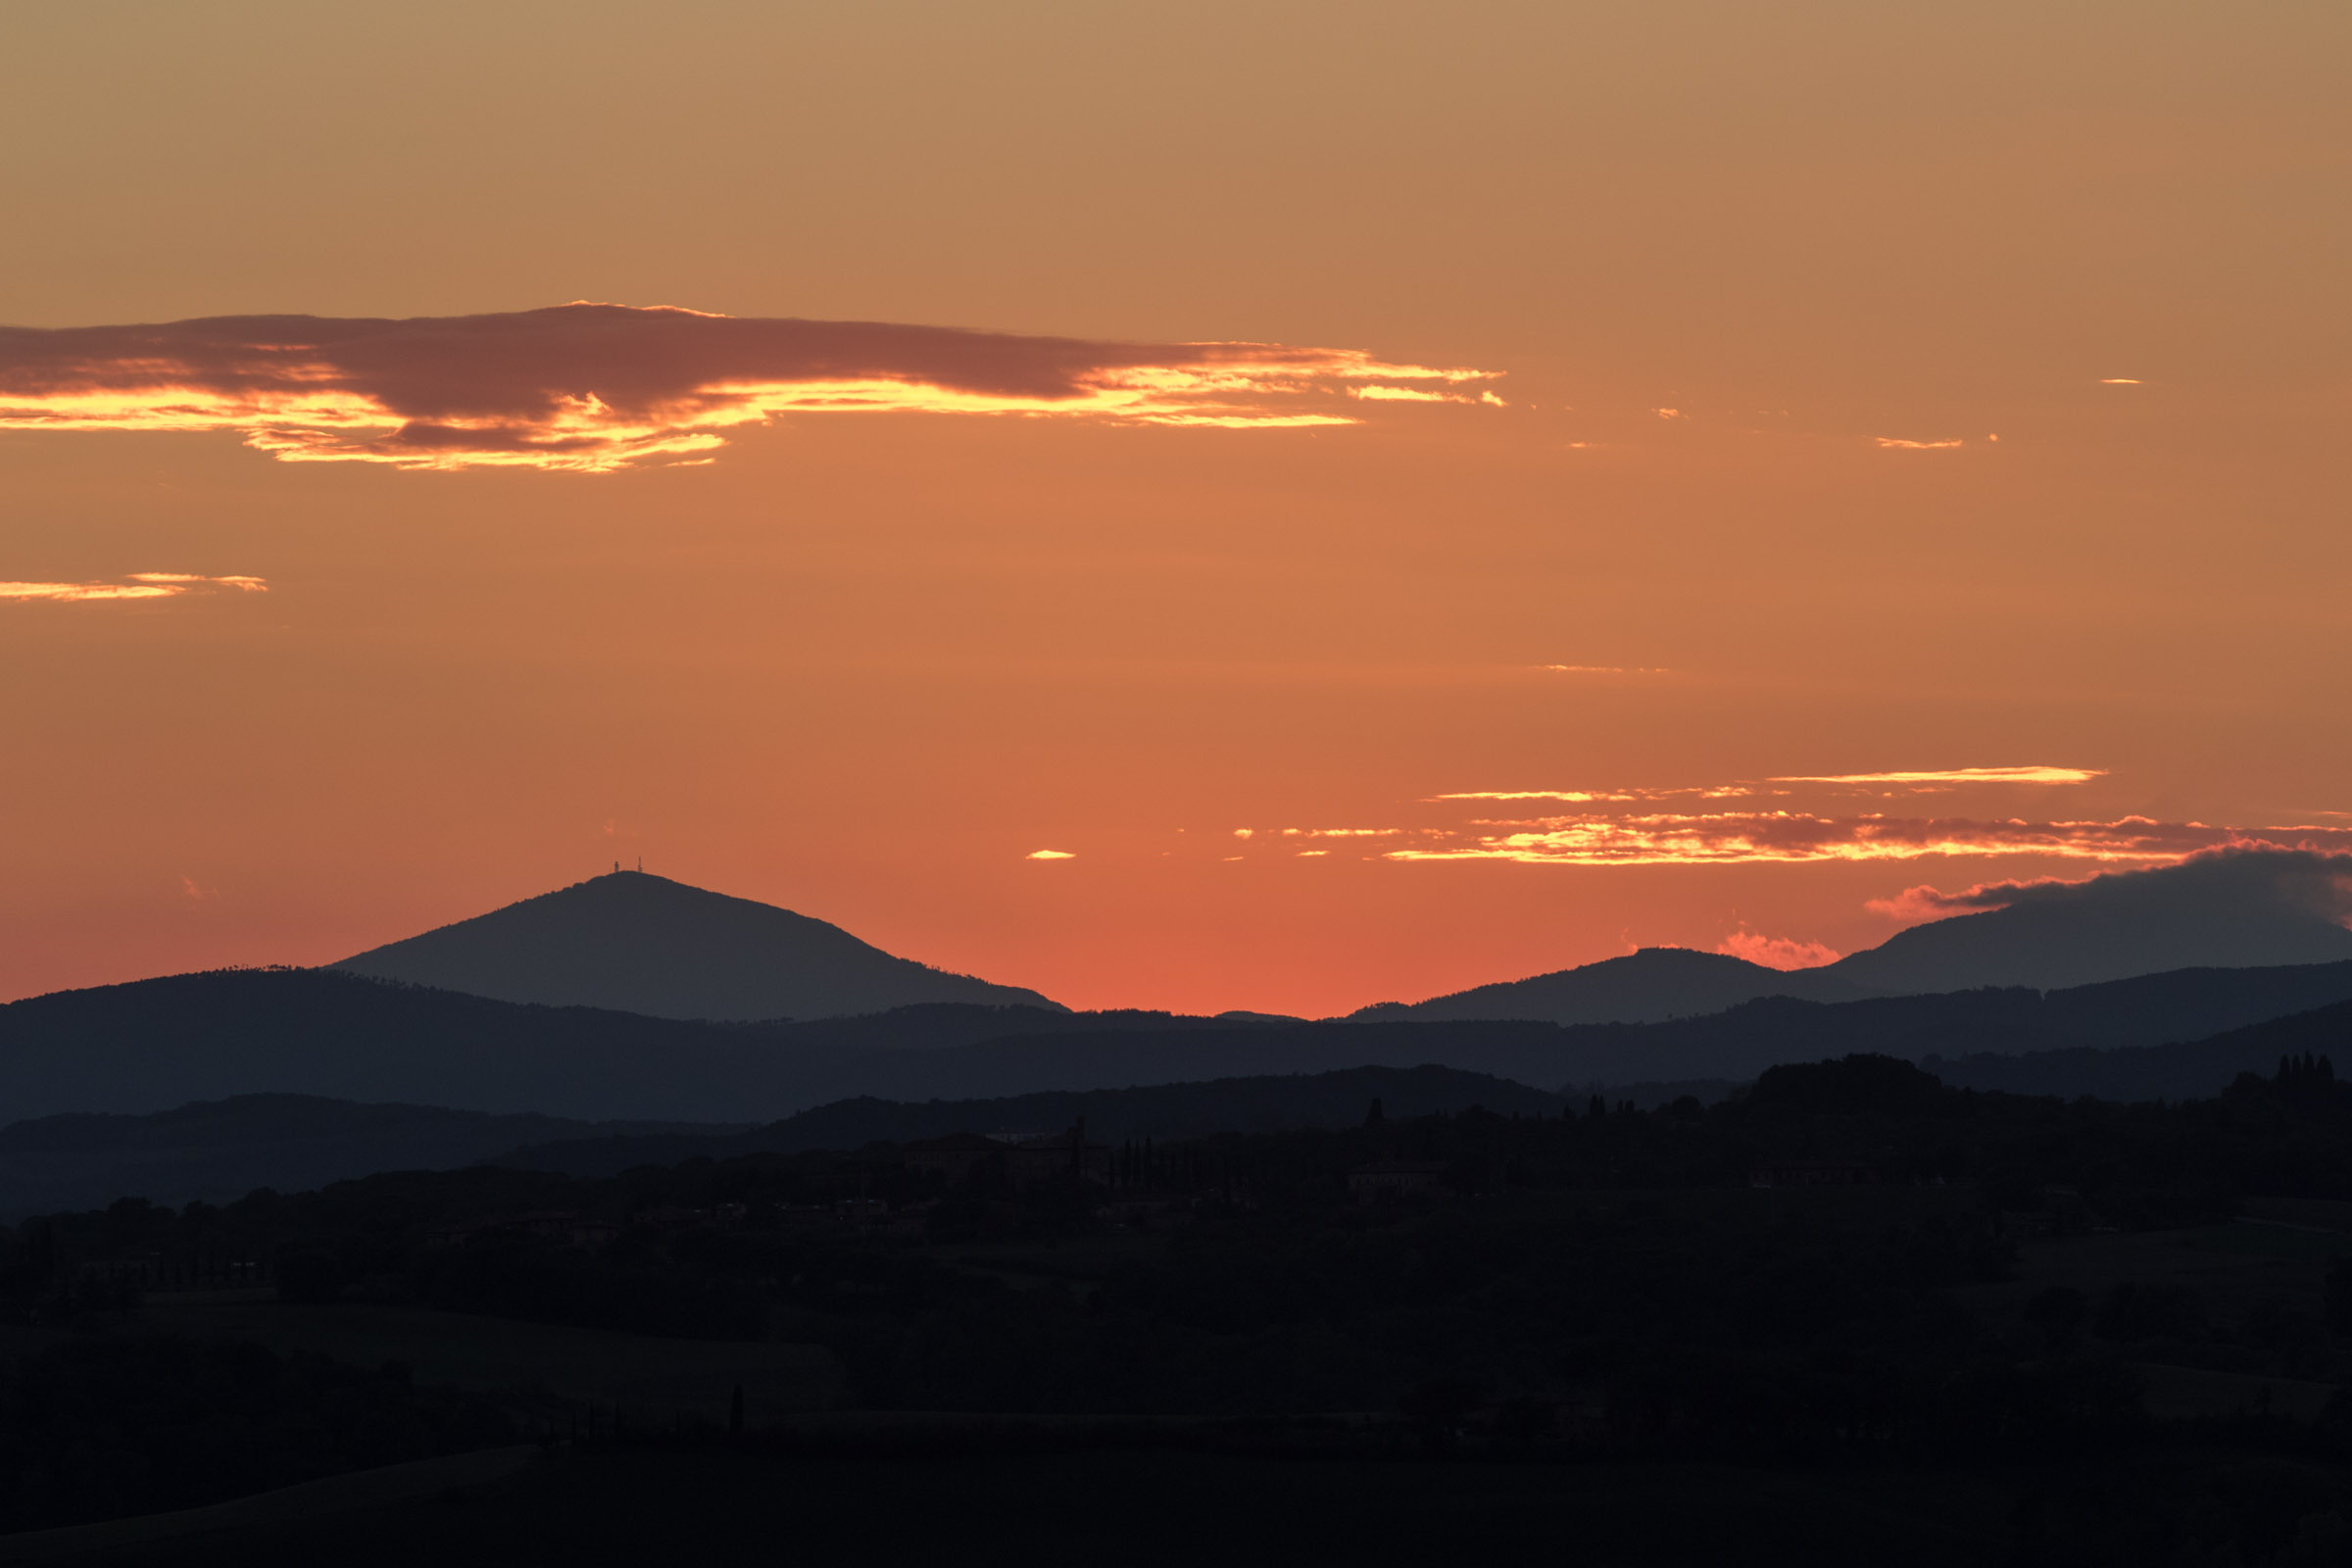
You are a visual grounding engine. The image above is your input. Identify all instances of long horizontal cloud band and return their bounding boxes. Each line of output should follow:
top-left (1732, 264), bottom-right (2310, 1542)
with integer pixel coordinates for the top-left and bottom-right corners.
top-left (0, 572), bottom-right (265, 602)
top-left (1382, 812), bottom-right (2352, 866)
top-left (0, 304), bottom-right (1500, 471)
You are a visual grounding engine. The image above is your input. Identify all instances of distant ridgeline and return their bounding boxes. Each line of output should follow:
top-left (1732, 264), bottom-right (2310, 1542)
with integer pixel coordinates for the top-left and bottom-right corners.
top-left (0, 1065), bottom-right (1563, 1217)
top-left (5, 962), bottom-right (2352, 1125)
top-left (3, 960), bottom-right (2352, 1134)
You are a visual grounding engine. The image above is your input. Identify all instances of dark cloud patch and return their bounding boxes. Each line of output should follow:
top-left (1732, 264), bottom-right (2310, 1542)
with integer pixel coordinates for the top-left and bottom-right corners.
top-left (0, 303), bottom-right (1498, 470)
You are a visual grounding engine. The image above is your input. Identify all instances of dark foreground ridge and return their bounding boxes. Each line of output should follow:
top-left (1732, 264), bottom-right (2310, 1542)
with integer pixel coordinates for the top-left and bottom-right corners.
top-left (331, 870), bottom-right (1066, 1021)
top-left (0, 1066), bottom-right (1561, 1217)
top-left (9, 1054), bottom-right (2352, 1564)
top-left (0, 1097), bottom-right (738, 1223)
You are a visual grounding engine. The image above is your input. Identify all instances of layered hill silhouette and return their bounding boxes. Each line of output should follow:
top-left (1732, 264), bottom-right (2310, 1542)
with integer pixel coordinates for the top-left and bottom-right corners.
top-left (502, 1065), bottom-right (1567, 1178)
top-left (319, 852), bottom-right (2352, 1031)
top-left (0, 1096), bottom-right (714, 1222)
top-left (0, 968), bottom-right (1253, 1122)
top-left (1359, 849), bottom-right (2352, 1023)
top-left (8, 960), bottom-right (2352, 1125)
top-left (16, 997), bottom-right (2350, 1218)
top-left (332, 869), bottom-right (1063, 1021)
top-left (1923, 998), bottom-right (2352, 1102)
top-left (0, 1064), bottom-right (1565, 1216)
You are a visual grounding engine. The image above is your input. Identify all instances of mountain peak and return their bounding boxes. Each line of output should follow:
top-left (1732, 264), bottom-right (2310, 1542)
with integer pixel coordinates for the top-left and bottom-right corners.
top-left (331, 872), bottom-right (1062, 1022)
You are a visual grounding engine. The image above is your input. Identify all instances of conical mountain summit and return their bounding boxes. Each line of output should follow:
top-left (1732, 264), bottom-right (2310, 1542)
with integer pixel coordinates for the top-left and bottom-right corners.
top-left (331, 870), bottom-right (1063, 1022)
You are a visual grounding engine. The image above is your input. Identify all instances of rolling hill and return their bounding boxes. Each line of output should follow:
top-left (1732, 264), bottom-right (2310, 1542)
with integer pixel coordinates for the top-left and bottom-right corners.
top-left (1350, 947), bottom-right (1863, 1024)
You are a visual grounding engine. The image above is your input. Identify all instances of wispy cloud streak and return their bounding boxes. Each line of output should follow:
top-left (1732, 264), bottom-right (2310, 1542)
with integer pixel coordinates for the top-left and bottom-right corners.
top-left (1384, 814), bottom-right (2352, 867)
top-left (1537, 664), bottom-right (1672, 676)
top-left (1716, 928), bottom-right (1842, 969)
top-left (0, 572), bottom-right (266, 602)
top-left (1433, 765), bottom-right (2098, 805)
top-left (1773, 766), bottom-right (2103, 786)
top-left (0, 304), bottom-right (1500, 472)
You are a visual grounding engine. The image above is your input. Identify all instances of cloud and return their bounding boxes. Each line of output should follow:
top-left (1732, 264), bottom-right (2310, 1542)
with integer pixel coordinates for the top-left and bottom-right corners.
top-left (1537, 664), bottom-right (1672, 676)
top-left (1431, 790), bottom-right (1631, 804)
top-left (0, 303), bottom-right (1502, 473)
top-left (1025, 849), bottom-right (1076, 860)
top-left (0, 571), bottom-right (266, 602)
top-left (1774, 766), bottom-right (2102, 786)
top-left (1428, 786), bottom-right (1751, 804)
top-left (1382, 812), bottom-right (2352, 867)
top-left (1435, 765), bottom-right (2097, 805)
top-left (1866, 846), bottom-right (2352, 928)
top-left (1346, 385), bottom-right (1501, 407)
top-left (1715, 928), bottom-right (1841, 970)
top-left (1874, 437), bottom-right (1966, 450)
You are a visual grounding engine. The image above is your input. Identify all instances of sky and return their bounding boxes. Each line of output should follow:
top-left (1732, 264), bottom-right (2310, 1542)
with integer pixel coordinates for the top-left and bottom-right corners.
top-left (2, 1), bottom-right (2347, 1015)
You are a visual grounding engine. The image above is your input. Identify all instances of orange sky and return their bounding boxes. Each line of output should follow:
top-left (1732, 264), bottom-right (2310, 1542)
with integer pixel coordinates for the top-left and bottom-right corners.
top-left (3, 2), bottom-right (2347, 1015)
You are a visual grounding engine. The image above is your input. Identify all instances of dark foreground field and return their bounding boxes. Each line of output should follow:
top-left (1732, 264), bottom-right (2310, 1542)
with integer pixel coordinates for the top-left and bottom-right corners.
top-left (19, 1434), bottom-right (2352, 1568)
top-left (11, 1053), bottom-right (2352, 1565)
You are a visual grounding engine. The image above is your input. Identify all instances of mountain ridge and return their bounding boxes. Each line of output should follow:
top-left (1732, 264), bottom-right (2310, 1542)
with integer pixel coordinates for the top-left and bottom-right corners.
top-left (331, 870), bottom-right (1063, 1022)
top-left (9, 959), bottom-right (2352, 1124)
top-left (1356, 852), bottom-right (2352, 1024)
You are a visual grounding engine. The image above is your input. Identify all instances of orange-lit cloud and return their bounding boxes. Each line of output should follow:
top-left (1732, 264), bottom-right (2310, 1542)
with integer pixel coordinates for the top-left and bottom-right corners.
top-left (1431, 790), bottom-right (1632, 803)
top-left (1773, 765), bottom-right (2102, 786)
top-left (1538, 664), bottom-right (1672, 675)
top-left (1874, 437), bottom-right (1966, 450)
top-left (1349, 386), bottom-right (1506, 407)
top-left (1025, 849), bottom-right (1076, 860)
top-left (1435, 765), bottom-right (2097, 805)
top-left (1430, 787), bottom-right (1756, 804)
top-left (0, 304), bottom-right (1501, 472)
top-left (1715, 928), bottom-right (1842, 969)
top-left (1383, 813), bottom-right (2352, 867)
top-left (0, 571), bottom-right (266, 602)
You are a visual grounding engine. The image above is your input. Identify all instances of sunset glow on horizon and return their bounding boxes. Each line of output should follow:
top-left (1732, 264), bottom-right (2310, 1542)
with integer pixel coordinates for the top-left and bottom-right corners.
top-left (3, 2), bottom-right (2346, 1018)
